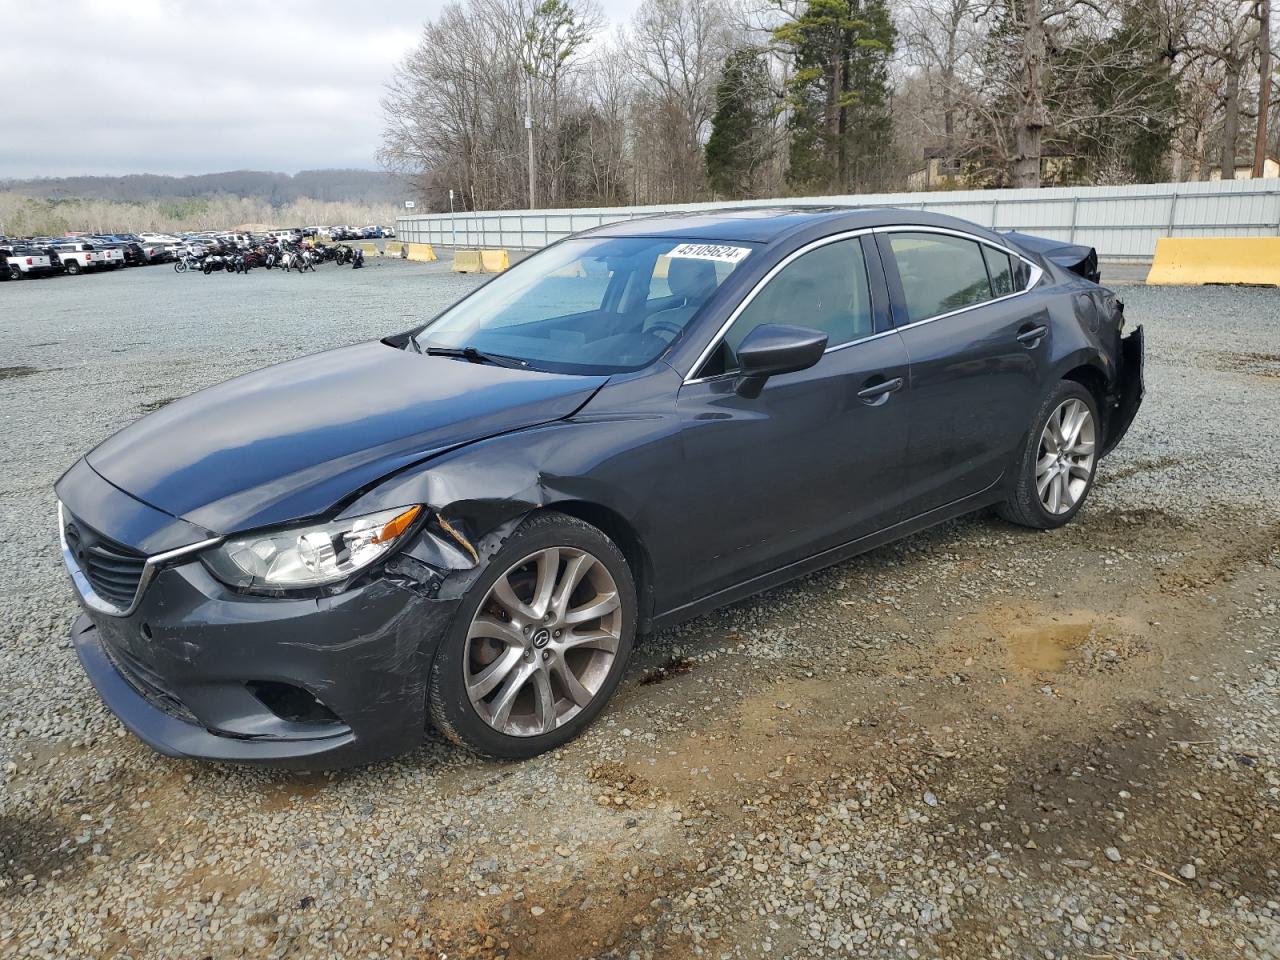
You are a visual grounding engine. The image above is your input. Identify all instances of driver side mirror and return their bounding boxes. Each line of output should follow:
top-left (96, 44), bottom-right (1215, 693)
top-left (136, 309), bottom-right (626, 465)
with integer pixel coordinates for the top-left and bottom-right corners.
top-left (734, 324), bottom-right (828, 399)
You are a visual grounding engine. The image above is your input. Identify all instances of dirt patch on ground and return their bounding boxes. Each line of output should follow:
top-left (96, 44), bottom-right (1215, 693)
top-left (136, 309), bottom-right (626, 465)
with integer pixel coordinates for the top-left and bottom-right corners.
top-left (137, 396), bottom-right (179, 413)
top-left (0, 813), bottom-right (84, 896)
top-left (1213, 350), bottom-right (1280, 381)
top-left (0, 366), bottom-right (41, 381)
top-left (1093, 454), bottom-right (1182, 486)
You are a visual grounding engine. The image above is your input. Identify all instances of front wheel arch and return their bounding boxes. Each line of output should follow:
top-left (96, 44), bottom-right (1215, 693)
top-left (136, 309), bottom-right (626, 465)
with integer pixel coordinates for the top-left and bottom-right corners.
top-left (547, 501), bottom-right (655, 636)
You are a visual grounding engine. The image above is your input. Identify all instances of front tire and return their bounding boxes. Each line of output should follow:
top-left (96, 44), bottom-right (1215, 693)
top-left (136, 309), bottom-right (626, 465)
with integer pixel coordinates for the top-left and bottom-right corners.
top-left (999, 380), bottom-right (1100, 530)
top-left (427, 512), bottom-right (636, 759)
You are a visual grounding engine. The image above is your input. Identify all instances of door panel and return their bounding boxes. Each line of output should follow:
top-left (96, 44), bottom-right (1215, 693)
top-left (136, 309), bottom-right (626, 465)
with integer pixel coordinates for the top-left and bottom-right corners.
top-left (673, 334), bottom-right (911, 605)
top-left (878, 232), bottom-right (1053, 518)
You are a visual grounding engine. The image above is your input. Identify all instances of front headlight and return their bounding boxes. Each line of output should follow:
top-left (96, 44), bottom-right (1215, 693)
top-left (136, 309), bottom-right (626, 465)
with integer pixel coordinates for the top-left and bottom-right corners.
top-left (202, 505), bottom-right (422, 592)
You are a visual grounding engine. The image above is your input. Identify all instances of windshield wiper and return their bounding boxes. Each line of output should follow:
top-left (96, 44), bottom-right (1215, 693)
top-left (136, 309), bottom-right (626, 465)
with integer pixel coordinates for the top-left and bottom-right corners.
top-left (422, 344), bottom-right (529, 368)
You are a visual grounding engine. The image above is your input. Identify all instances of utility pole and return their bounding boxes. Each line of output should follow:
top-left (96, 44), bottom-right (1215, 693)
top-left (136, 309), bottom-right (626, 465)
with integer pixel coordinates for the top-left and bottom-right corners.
top-left (1255, 0), bottom-right (1273, 178)
top-left (525, 73), bottom-right (537, 210)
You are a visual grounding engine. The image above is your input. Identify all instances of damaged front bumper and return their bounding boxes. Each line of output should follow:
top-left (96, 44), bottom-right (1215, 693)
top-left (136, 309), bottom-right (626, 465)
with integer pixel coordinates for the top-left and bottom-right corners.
top-left (69, 557), bottom-right (460, 769)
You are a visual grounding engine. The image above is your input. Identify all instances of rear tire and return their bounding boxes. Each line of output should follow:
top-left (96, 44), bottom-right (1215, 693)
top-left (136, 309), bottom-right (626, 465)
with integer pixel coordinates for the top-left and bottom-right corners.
top-left (427, 512), bottom-right (636, 759)
top-left (64, 261), bottom-right (81, 276)
top-left (9, 265), bottom-right (21, 280)
top-left (999, 380), bottom-right (1100, 530)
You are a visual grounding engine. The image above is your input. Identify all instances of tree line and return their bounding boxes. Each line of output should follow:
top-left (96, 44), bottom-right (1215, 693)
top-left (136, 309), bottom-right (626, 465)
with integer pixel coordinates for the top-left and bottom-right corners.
top-left (0, 194), bottom-right (398, 238)
top-left (0, 170), bottom-right (401, 205)
top-left (379, 0), bottom-right (1278, 212)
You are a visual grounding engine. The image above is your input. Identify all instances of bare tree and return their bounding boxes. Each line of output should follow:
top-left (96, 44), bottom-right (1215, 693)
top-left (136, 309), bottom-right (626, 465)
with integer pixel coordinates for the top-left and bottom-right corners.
top-left (900, 0), bottom-right (982, 159)
top-left (626, 0), bottom-right (735, 201)
top-left (1253, 0), bottom-right (1272, 175)
top-left (1182, 0), bottom-right (1259, 179)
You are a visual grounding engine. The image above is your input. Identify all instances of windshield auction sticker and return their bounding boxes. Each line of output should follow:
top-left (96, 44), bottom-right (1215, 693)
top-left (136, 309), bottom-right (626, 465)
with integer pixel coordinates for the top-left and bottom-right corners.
top-left (667, 243), bottom-right (751, 264)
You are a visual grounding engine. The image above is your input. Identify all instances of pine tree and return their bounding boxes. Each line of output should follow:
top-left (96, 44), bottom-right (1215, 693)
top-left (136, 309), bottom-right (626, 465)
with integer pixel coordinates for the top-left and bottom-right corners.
top-left (1066, 0), bottom-right (1179, 183)
top-left (705, 49), bottom-right (773, 198)
top-left (774, 0), bottom-right (895, 194)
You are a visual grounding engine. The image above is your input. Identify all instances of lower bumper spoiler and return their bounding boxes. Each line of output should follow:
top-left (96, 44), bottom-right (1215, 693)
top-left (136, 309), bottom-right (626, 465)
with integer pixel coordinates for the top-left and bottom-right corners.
top-left (1103, 325), bottom-right (1144, 456)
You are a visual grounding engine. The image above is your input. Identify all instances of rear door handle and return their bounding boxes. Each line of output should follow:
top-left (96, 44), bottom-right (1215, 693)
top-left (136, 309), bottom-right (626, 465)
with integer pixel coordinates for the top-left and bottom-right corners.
top-left (1017, 324), bottom-right (1049, 346)
top-left (857, 376), bottom-right (904, 404)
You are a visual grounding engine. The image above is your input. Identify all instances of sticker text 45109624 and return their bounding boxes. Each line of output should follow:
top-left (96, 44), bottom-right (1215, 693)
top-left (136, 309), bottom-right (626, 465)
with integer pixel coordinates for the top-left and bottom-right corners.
top-left (667, 243), bottom-right (751, 264)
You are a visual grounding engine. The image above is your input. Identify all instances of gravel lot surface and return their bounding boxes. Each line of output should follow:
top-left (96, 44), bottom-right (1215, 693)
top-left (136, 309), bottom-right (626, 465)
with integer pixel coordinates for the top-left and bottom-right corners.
top-left (1, 258), bottom-right (1278, 959)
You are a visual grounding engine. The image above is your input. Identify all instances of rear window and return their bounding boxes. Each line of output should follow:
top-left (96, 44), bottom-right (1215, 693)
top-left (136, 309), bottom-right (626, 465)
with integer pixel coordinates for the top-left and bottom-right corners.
top-left (887, 233), bottom-right (994, 322)
top-left (982, 246), bottom-right (1016, 297)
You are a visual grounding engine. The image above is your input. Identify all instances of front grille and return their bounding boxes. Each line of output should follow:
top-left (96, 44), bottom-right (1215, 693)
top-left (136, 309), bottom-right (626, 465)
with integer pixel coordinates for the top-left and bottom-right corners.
top-left (64, 516), bottom-right (147, 608)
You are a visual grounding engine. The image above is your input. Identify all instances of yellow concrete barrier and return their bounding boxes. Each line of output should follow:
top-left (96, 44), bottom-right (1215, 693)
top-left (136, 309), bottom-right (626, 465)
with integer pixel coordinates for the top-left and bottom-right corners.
top-left (1146, 236), bottom-right (1280, 286)
top-left (453, 249), bottom-right (484, 273)
top-left (383, 241), bottom-right (403, 257)
top-left (405, 242), bottom-right (437, 262)
top-left (358, 242), bottom-right (379, 256)
top-left (480, 249), bottom-right (510, 272)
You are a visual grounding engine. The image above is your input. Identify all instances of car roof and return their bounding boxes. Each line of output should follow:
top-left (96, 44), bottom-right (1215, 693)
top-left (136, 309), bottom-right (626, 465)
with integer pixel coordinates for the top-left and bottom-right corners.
top-left (579, 205), bottom-right (1007, 246)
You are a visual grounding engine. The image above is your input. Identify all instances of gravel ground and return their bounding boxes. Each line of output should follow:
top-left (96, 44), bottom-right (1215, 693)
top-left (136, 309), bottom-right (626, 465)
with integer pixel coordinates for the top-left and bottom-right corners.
top-left (1, 258), bottom-right (1278, 959)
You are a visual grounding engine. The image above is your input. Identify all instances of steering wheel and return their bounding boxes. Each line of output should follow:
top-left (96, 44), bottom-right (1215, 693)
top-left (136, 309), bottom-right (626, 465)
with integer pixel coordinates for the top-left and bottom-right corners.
top-left (644, 319), bottom-right (686, 343)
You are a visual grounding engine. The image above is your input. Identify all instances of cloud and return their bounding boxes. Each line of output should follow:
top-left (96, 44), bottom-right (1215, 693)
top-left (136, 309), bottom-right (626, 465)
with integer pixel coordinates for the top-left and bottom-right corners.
top-left (1, 1), bottom-right (434, 177)
top-left (1, 0), bottom-right (646, 179)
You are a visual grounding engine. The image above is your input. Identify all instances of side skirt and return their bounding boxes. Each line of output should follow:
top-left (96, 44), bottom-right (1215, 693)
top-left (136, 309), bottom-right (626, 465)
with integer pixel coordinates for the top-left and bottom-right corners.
top-left (651, 480), bottom-right (1005, 632)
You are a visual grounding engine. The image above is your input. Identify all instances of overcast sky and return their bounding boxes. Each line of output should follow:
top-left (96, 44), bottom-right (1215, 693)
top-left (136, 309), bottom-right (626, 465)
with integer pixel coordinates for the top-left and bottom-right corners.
top-left (1, 0), bottom-right (640, 180)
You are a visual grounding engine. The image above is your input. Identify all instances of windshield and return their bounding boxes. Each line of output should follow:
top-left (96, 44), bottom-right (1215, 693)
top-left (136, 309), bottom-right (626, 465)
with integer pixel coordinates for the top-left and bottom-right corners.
top-left (417, 236), bottom-right (753, 374)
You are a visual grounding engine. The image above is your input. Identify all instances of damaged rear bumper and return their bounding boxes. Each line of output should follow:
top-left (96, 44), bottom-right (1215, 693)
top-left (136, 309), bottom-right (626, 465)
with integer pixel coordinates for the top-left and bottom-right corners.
top-left (70, 558), bottom-right (460, 770)
top-left (1103, 325), bottom-right (1144, 456)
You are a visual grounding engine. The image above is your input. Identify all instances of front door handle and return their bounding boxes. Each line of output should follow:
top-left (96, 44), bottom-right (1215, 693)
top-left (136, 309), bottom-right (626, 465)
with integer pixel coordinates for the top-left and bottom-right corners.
top-left (857, 376), bottom-right (904, 405)
top-left (1017, 324), bottom-right (1049, 347)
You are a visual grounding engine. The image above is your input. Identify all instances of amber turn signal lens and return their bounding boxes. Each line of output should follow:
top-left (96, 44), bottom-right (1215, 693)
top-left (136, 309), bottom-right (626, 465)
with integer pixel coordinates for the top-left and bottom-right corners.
top-left (372, 505), bottom-right (422, 544)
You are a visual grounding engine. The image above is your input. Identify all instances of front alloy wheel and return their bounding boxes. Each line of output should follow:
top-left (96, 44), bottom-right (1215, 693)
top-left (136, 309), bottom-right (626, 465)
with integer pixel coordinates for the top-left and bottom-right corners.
top-left (465, 546), bottom-right (622, 737)
top-left (428, 512), bottom-right (636, 758)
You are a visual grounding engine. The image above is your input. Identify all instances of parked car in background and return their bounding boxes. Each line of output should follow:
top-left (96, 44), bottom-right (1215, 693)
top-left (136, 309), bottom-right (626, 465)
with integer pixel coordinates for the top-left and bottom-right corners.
top-left (121, 242), bottom-right (148, 267)
top-left (54, 207), bottom-right (1144, 769)
top-left (142, 242), bottom-right (176, 264)
top-left (1, 244), bottom-right (57, 279)
top-left (39, 244), bottom-right (64, 274)
top-left (50, 241), bottom-right (120, 274)
top-left (88, 239), bottom-right (138, 267)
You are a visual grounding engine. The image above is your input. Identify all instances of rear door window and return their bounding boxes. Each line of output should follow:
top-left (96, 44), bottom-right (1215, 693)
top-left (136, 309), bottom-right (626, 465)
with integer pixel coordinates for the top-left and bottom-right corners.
top-left (886, 233), bottom-right (994, 323)
top-left (982, 245), bottom-right (1016, 297)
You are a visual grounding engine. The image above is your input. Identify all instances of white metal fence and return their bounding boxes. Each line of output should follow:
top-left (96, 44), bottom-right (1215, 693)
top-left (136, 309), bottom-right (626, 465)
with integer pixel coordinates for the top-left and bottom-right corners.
top-left (396, 179), bottom-right (1280, 261)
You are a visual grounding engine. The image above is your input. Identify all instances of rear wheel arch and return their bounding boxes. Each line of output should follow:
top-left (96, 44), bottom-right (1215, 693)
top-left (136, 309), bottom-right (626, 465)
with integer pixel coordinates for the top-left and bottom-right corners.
top-left (1060, 362), bottom-right (1110, 441)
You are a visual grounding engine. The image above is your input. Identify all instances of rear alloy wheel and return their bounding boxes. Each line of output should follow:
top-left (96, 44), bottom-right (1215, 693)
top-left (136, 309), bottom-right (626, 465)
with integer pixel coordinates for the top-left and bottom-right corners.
top-left (999, 380), bottom-right (1100, 529)
top-left (64, 261), bottom-right (81, 275)
top-left (1036, 397), bottom-right (1095, 516)
top-left (9, 264), bottom-right (22, 280)
top-left (428, 512), bottom-right (635, 758)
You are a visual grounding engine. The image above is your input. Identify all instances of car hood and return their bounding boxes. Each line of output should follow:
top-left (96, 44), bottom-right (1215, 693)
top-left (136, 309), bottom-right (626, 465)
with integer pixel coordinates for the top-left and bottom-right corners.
top-left (86, 341), bottom-right (607, 534)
